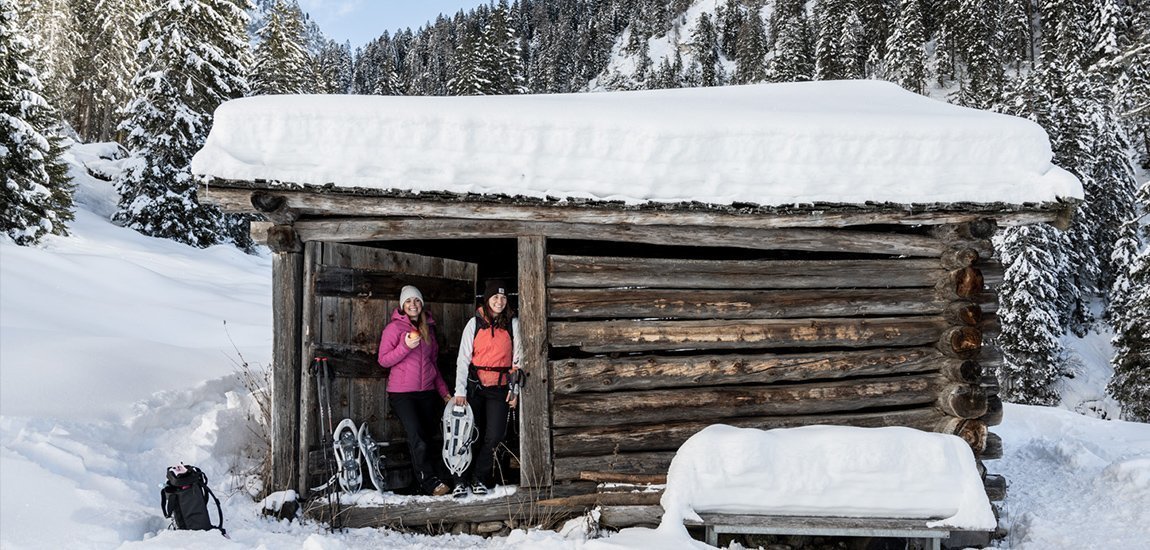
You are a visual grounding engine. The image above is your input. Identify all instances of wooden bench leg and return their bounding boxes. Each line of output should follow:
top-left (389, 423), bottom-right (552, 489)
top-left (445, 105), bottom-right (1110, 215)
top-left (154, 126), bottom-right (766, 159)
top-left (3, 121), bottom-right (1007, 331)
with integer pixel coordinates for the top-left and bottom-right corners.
top-left (705, 525), bottom-right (717, 546)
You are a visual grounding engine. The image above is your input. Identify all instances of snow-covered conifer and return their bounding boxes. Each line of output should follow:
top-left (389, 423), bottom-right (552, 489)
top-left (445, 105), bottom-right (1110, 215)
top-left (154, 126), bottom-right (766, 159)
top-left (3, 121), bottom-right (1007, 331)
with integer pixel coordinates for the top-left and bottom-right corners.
top-left (1107, 178), bottom-right (1149, 421)
top-left (995, 223), bottom-right (1070, 406)
top-left (769, 9), bottom-right (815, 82)
top-left (734, 4), bottom-right (767, 84)
top-left (313, 39), bottom-right (353, 94)
top-left (251, 0), bottom-right (312, 95)
top-left (690, 12), bottom-right (722, 86)
top-left (114, 0), bottom-right (253, 249)
top-left (12, 0), bottom-right (79, 112)
top-left (0, 0), bottom-right (73, 245)
top-left (480, 2), bottom-right (526, 94)
top-left (69, 0), bottom-right (143, 141)
top-left (882, 0), bottom-right (927, 94)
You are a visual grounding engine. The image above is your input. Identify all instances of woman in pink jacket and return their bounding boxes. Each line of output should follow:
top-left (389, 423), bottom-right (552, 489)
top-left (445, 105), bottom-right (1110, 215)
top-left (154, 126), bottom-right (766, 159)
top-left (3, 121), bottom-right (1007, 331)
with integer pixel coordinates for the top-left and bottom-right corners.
top-left (377, 285), bottom-right (452, 496)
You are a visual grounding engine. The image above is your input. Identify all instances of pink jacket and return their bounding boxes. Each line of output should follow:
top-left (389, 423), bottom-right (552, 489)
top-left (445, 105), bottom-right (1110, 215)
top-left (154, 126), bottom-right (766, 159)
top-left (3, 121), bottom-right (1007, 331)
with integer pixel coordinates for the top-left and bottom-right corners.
top-left (377, 308), bottom-right (450, 397)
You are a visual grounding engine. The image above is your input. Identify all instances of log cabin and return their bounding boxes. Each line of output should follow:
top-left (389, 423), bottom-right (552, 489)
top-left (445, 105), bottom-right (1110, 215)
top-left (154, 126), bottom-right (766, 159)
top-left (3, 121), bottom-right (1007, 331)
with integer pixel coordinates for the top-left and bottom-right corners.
top-left (191, 81), bottom-right (1082, 537)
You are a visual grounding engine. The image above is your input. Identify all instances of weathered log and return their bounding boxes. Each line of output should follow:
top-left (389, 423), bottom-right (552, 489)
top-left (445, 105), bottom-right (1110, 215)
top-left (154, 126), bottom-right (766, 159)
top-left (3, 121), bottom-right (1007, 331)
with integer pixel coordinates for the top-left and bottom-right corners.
top-left (980, 395), bottom-right (1003, 426)
top-left (548, 287), bottom-right (958, 320)
top-left (553, 407), bottom-right (985, 457)
top-left (578, 472), bottom-right (668, 484)
top-left (266, 224), bottom-right (302, 253)
top-left (306, 487), bottom-right (585, 529)
top-left (984, 474), bottom-right (1007, 501)
top-left (937, 384), bottom-right (989, 419)
top-left (937, 326), bottom-right (982, 358)
top-left (940, 247), bottom-right (980, 269)
top-left (552, 375), bottom-right (953, 428)
top-left (552, 347), bottom-right (958, 394)
top-left (251, 190), bottom-right (299, 225)
top-left (943, 360), bottom-right (983, 384)
top-left (313, 265), bottom-right (474, 302)
top-left (287, 218), bottom-right (949, 256)
top-left (943, 267), bottom-right (984, 299)
top-left (554, 452), bottom-right (674, 481)
top-left (548, 255), bottom-right (948, 289)
top-left (980, 312), bottom-right (1001, 338)
top-left (599, 505), bottom-right (663, 529)
top-left (982, 378), bottom-right (1001, 399)
top-left (930, 221), bottom-right (997, 241)
top-left (550, 316), bottom-right (951, 353)
top-left (980, 432), bottom-right (1003, 459)
top-left (981, 262), bottom-right (1004, 288)
top-left (271, 249), bottom-right (304, 492)
top-left (933, 418), bottom-right (988, 451)
top-left (310, 345), bottom-right (384, 378)
top-left (944, 301), bottom-right (983, 326)
top-left (202, 186), bottom-right (1065, 228)
top-left (536, 492), bottom-right (663, 507)
top-left (517, 235), bottom-right (552, 488)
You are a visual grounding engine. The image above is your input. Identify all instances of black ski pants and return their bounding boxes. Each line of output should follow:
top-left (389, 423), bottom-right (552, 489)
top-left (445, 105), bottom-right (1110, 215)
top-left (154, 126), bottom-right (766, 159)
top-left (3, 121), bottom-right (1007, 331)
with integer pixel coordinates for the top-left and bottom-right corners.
top-left (389, 390), bottom-right (444, 494)
top-left (460, 383), bottom-right (510, 487)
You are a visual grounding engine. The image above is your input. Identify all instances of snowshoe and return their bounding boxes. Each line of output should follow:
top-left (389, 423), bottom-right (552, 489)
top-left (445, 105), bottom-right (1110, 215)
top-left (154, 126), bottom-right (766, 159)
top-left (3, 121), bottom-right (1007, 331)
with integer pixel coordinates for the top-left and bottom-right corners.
top-left (333, 419), bottom-right (362, 492)
top-left (441, 401), bottom-right (477, 476)
top-left (357, 422), bottom-right (388, 492)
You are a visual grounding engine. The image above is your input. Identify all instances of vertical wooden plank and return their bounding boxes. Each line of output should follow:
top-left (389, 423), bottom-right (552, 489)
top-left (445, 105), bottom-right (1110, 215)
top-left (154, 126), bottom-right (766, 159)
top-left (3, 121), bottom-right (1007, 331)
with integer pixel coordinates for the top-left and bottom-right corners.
top-left (271, 247), bottom-right (303, 493)
top-left (297, 241), bottom-right (322, 496)
top-left (518, 236), bottom-right (552, 487)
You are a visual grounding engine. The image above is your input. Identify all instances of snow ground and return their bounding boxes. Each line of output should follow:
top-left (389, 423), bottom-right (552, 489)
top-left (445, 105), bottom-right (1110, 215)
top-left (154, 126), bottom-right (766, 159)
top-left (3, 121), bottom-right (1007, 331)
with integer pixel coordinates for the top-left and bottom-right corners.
top-left (1, 142), bottom-right (1147, 549)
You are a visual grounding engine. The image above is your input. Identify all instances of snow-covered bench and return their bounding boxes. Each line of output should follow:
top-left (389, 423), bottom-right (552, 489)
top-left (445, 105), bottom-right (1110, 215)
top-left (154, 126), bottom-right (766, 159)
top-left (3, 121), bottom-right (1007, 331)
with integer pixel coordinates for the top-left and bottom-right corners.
top-left (660, 425), bottom-right (996, 549)
top-left (685, 513), bottom-right (951, 549)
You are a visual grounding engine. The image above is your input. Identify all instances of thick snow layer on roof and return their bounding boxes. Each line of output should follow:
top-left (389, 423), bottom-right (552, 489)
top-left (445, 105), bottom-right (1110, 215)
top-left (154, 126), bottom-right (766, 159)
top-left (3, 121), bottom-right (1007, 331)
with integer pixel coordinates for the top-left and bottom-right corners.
top-left (659, 424), bottom-right (996, 531)
top-left (191, 81), bottom-right (1082, 206)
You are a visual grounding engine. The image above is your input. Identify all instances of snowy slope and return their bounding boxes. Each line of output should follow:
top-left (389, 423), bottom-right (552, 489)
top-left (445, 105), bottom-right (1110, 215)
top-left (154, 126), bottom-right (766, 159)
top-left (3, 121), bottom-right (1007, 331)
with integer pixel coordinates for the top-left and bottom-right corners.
top-left (1, 142), bottom-right (1146, 549)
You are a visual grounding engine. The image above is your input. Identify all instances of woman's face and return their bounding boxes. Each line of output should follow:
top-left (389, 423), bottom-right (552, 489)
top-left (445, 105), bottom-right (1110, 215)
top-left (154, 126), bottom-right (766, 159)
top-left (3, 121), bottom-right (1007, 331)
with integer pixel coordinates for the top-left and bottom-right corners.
top-left (403, 297), bottom-right (423, 318)
top-left (487, 293), bottom-right (507, 314)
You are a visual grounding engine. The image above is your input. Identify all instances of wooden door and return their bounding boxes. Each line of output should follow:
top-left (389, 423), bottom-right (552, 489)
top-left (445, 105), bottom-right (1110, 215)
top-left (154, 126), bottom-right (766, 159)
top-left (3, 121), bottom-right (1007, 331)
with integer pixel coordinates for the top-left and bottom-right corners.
top-left (298, 241), bottom-right (476, 495)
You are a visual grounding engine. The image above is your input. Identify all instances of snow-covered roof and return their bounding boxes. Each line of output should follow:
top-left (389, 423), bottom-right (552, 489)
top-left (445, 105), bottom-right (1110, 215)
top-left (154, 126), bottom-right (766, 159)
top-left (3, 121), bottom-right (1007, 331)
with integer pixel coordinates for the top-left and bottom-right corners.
top-left (191, 81), bottom-right (1082, 207)
top-left (660, 424), bottom-right (997, 531)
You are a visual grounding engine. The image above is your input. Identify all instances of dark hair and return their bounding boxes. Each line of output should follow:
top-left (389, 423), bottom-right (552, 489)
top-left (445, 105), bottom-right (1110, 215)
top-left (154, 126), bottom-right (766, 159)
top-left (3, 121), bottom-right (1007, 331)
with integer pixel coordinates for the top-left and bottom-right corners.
top-left (479, 294), bottom-right (514, 331)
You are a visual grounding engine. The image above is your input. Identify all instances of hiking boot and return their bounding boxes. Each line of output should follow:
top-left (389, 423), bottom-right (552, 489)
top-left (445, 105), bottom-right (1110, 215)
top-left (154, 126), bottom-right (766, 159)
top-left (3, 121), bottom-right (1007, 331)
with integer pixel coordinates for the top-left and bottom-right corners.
top-left (470, 482), bottom-right (488, 495)
top-left (452, 484), bottom-right (468, 499)
top-left (431, 482), bottom-right (451, 496)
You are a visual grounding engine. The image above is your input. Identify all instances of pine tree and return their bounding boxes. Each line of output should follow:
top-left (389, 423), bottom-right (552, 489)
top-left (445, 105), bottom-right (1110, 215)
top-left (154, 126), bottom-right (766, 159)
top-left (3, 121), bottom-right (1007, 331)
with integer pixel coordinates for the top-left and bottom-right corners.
top-left (480, 2), bottom-right (526, 94)
top-left (449, 24), bottom-right (488, 95)
top-left (999, 0), bottom-right (1032, 70)
top-left (690, 12), bottom-right (722, 86)
top-left (12, 0), bottom-right (80, 114)
top-left (952, 0), bottom-right (1005, 107)
top-left (995, 222), bottom-right (1070, 405)
top-left (769, 8), bottom-right (815, 82)
top-left (715, 0), bottom-right (743, 60)
top-left (882, 0), bottom-right (927, 94)
top-left (1, 0), bottom-right (73, 245)
top-left (114, 0), bottom-right (254, 249)
top-left (734, 2), bottom-right (767, 84)
top-left (69, 0), bottom-right (143, 141)
top-left (251, 0), bottom-right (312, 95)
top-left (813, 0), bottom-right (850, 80)
top-left (313, 39), bottom-right (353, 94)
top-left (839, 8), bottom-right (866, 79)
top-left (1107, 178), bottom-right (1150, 421)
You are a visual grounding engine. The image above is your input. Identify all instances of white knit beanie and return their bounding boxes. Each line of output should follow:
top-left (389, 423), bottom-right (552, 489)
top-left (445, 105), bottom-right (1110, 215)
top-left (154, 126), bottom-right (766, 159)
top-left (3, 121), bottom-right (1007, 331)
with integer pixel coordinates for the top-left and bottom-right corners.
top-left (399, 285), bottom-right (424, 306)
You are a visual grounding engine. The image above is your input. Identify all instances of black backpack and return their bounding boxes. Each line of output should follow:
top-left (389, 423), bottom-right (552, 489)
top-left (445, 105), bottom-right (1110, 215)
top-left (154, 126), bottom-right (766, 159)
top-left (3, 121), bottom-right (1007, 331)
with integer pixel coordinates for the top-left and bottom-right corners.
top-left (160, 464), bottom-right (226, 535)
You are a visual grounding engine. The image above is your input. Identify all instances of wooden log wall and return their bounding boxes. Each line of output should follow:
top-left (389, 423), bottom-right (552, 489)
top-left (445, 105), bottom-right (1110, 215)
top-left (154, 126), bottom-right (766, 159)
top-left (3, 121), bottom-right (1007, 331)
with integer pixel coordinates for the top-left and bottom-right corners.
top-left (547, 222), bottom-right (1001, 483)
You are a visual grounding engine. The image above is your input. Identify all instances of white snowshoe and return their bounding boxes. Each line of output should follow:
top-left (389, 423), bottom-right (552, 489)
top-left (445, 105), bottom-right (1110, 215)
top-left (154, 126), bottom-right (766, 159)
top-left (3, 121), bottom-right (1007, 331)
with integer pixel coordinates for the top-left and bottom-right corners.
top-left (333, 418), bottom-right (362, 492)
top-left (441, 402), bottom-right (477, 477)
top-left (357, 422), bottom-right (389, 492)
